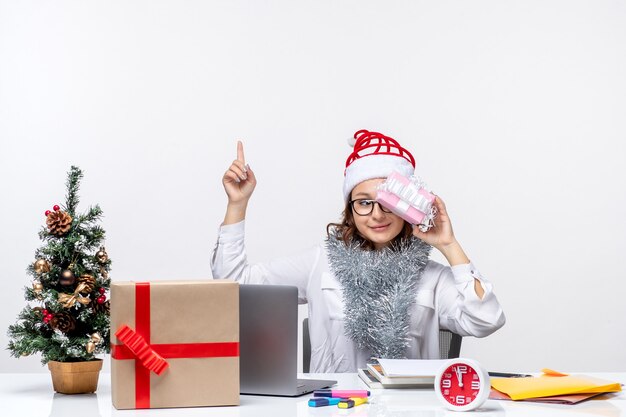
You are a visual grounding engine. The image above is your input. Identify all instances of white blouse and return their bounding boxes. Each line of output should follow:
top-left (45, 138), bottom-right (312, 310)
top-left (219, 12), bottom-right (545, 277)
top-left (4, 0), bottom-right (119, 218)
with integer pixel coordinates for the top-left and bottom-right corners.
top-left (211, 221), bottom-right (506, 373)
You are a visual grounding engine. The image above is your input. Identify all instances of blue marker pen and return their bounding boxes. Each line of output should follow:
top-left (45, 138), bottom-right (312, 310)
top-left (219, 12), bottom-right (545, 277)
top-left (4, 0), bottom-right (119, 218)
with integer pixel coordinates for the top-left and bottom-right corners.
top-left (308, 397), bottom-right (342, 407)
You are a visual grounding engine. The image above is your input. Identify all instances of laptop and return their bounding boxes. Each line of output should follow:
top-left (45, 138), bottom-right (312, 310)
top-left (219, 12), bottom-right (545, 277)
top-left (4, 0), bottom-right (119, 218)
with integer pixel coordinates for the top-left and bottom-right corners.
top-left (239, 284), bottom-right (336, 396)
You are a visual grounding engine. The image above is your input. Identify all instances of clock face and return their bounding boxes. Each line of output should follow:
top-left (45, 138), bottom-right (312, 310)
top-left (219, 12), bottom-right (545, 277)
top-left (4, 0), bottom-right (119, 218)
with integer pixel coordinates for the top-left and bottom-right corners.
top-left (436, 359), bottom-right (490, 411)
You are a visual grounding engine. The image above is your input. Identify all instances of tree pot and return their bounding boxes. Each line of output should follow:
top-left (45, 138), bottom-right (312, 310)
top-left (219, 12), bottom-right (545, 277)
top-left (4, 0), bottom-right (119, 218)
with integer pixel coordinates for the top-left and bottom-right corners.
top-left (47, 359), bottom-right (103, 394)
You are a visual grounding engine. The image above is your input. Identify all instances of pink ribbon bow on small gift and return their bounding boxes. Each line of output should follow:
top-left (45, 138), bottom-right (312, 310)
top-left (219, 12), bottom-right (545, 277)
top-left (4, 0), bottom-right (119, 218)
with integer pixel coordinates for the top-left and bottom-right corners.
top-left (376, 171), bottom-right (437, 232)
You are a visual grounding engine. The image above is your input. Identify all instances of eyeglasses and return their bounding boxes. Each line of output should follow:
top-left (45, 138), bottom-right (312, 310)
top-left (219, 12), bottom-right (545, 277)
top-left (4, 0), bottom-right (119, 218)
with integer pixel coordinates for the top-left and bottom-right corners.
top-left (349, 199), bottom-right (393, 216)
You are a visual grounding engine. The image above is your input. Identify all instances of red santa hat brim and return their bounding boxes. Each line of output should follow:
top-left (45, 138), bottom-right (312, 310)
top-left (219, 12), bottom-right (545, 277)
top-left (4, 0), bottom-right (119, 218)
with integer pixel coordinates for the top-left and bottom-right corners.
top-left (343, 154), bottom-right (414, 201)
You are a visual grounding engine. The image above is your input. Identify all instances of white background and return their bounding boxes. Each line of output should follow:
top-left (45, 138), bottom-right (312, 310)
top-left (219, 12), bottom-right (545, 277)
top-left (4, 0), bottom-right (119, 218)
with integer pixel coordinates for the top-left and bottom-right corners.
top-left (1, 0), bottom-right (625, 374)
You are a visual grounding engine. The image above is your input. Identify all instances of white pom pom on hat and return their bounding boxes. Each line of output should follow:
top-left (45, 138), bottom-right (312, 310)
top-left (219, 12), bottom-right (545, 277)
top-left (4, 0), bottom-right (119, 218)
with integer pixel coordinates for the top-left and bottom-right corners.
top-left (343, 129), bottom-right (416, 201)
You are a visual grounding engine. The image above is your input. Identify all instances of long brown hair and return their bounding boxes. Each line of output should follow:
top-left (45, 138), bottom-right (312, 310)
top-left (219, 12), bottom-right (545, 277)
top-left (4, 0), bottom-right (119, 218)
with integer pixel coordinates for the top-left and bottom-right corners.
top-left (326, 200), bottom-right (414, 251)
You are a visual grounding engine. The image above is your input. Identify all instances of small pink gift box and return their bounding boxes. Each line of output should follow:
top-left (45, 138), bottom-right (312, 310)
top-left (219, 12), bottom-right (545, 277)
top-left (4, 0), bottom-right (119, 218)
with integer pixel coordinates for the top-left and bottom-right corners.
top-left (376, 171), bottom-right (436, 229)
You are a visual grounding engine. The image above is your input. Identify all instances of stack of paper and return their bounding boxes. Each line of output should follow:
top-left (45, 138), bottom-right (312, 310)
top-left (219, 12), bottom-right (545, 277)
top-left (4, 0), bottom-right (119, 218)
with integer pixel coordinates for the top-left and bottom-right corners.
top-left (357, 359), bottom-right (448, 389)
top-left (490, 370), bottom-right (622, 404)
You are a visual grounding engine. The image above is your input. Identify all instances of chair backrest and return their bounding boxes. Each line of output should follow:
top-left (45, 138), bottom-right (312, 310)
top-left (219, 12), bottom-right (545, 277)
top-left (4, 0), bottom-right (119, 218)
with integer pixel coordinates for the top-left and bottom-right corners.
top-left (303, 318), bottom-right (311, 372)
top-left (438, 329), bottom-right (462, 360)
top-left (302, 318), bottom-right (462, 372)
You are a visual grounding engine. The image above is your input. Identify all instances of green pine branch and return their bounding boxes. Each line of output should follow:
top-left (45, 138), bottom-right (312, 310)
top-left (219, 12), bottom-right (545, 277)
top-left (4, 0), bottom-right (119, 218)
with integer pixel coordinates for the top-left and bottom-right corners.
top-left (65, 166), bottom-right (83, 216)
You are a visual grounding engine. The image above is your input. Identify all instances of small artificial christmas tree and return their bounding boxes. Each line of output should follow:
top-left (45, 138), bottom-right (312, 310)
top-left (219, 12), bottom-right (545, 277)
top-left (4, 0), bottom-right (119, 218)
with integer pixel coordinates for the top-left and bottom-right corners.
top-left (7, 166), bottom-right (111, 365)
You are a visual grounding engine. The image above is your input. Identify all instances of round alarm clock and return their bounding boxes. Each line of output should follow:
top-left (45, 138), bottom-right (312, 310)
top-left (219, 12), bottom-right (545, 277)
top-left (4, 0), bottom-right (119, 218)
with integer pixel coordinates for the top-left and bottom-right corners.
top-left (435, 358), bottom-right (491, 411)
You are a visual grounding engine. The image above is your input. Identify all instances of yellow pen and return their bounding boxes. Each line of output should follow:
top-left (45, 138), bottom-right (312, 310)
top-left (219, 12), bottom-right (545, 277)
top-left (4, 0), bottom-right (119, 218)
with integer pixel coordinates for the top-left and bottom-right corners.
top-left (338, 397), bottom-right (368, 408)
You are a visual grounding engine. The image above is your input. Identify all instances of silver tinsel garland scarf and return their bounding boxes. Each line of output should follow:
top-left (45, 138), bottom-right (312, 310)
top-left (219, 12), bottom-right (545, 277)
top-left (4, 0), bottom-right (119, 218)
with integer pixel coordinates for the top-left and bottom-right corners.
top-left (326, 234), bottom-right (431, 360)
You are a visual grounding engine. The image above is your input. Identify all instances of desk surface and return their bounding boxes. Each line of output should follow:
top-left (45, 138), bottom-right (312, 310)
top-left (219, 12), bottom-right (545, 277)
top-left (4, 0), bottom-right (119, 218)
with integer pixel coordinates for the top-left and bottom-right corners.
top-left (1, 372), bottom-right (624, 417)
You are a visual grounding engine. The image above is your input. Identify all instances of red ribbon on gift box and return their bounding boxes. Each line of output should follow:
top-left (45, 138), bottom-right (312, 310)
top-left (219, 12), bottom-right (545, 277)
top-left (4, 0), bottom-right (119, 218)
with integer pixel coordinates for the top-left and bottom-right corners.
top-left (111, 282), bottom-right (239, 409)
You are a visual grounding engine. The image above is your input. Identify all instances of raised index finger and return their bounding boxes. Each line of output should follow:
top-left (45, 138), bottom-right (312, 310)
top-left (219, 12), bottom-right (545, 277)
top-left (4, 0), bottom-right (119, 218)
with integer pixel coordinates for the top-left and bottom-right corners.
top-left (237, 140), bottom-right (246, 164)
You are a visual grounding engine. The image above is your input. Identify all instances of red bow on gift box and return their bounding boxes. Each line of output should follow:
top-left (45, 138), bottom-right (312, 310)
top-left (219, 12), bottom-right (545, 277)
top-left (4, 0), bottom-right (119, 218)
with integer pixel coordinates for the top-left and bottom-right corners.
top-left (115, 325), bottom-right (169, 375)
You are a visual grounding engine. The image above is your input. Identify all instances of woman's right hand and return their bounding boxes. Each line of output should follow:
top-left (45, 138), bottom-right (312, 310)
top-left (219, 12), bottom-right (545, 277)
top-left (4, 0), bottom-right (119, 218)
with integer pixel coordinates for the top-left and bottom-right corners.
top-left (223, 141), bottom-right (257, 206)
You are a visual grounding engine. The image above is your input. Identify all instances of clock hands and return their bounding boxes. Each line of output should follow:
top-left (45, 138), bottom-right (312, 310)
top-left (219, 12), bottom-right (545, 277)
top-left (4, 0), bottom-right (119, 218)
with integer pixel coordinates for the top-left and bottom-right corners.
top-left (455, 366), bottom-right (463, 387)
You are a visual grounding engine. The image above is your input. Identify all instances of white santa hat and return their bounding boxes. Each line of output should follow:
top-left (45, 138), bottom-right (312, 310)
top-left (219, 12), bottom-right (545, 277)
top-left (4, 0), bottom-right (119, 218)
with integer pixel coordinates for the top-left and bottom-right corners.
top-left (343, 129), bottom-right (416, 201)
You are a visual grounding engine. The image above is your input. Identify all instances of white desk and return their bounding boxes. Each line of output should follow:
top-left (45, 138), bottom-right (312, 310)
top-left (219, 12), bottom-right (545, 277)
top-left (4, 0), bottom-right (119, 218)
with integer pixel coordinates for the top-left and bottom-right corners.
top-left (1, 372), bottom-right (625, 417)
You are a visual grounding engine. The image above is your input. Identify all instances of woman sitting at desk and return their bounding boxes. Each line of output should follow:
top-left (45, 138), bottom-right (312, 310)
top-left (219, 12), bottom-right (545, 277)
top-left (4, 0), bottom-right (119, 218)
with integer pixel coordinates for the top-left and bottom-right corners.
top-left (211, 130), bottom-right (505, 373)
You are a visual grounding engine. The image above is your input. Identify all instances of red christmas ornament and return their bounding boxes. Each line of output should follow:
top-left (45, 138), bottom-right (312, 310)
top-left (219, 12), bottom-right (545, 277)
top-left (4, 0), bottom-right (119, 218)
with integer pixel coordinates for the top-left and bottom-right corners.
top-left (98, 287), bottom-right (106, 295)
top-left (45, 210), bottom-right (51, 216)
top-left (96, 295), bottom-right (106, 304)
top-left (53, 205), bottom-right (60, 211)
top-left (43, 314), bottom-right (53, 323)
top-left (42, 309), bottom-right (48, 315)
